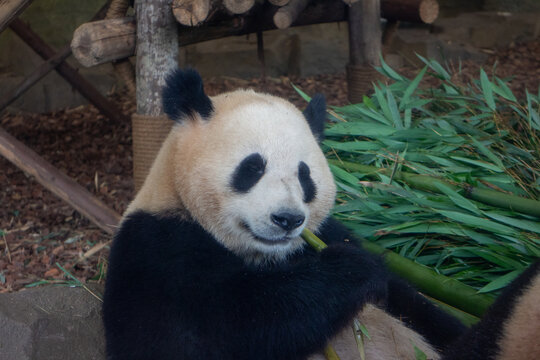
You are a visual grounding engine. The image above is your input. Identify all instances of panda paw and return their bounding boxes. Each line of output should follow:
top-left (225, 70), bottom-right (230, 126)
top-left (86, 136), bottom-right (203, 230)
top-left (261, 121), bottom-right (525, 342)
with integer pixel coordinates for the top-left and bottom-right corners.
top-left (320, 244), bottom-right (388, 303)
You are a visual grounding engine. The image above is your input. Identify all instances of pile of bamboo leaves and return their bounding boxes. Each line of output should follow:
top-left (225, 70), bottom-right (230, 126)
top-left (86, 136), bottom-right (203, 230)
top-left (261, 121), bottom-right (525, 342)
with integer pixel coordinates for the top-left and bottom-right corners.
top-left (298, 57), bottom-right (540, 303)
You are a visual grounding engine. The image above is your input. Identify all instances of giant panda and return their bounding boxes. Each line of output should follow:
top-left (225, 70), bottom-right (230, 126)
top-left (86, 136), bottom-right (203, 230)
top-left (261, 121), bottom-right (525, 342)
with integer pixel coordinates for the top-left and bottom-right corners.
top-left (102, 68), bottom-right (469, 360)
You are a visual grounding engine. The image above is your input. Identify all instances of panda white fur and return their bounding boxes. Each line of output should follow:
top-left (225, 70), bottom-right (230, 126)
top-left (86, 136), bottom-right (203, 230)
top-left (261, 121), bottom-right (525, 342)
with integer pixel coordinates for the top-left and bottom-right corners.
top-left (103, 68), bottom-right (535, 360)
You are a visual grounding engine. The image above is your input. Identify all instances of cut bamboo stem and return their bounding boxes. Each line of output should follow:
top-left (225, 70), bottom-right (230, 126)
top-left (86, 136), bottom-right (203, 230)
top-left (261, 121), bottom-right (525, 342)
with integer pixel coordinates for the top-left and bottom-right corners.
top-left (329, 159), bottom-right (540, 218)
top-left (300, 229), bottom-right (340, 360)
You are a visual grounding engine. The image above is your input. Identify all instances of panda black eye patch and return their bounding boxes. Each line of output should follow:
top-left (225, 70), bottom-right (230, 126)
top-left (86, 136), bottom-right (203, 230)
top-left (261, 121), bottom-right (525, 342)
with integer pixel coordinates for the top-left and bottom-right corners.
top-left (231, 153), bottom-right (266, 193)
top-left (298, 161), bottom-right (316, 203)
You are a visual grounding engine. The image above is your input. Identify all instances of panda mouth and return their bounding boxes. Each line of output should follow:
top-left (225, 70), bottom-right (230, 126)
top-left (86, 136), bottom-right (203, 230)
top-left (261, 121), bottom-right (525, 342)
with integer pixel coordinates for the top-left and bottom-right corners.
top-left (240, 222), bottom-right (292, 246)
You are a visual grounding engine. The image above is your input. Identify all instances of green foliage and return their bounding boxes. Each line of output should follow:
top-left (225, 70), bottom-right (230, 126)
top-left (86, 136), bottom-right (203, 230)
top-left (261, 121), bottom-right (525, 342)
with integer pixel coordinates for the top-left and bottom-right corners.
top-left (306, 57), bottom-right (540, 294)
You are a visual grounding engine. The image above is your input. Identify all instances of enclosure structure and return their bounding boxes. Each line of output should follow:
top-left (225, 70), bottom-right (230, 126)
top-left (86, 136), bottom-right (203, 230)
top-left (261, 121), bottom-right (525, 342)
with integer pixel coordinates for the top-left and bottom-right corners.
top-left (0, 0), bottom-right (439, 234)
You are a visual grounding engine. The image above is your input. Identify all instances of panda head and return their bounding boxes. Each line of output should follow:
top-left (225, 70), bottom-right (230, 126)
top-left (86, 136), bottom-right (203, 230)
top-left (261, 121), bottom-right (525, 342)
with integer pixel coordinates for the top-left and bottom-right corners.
top-left (130, 69), bottom-right (336, 263)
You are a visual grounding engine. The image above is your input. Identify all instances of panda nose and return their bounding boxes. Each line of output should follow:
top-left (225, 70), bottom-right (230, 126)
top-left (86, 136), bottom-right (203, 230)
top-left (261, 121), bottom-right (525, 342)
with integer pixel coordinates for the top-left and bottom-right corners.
top-left (271, 212), bottom-right (305, 231)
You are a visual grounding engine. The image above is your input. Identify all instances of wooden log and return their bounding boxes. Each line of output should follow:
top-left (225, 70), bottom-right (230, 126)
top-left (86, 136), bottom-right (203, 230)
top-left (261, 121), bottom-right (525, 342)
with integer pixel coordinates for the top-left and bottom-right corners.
top-left (223, 0), bottom-right (254, 14)
top-left (0, 0), bottom-right (33, 34)
top-left (172, 0), bottom-right (212, 26)
top-left (268, 0), bottom-right (290, 6)
top-left (71, 17), bottom-right (136, 67)
top-left (0, 45), bottom-right (71, 111)
top-left (0, 127), bottom-right (121, 234)
top-left (381, 0), bottom-right (438, 24)
top-left (76, 0), bottom-right (436, 68)
top-left (273, 0), bottom-right (311, 29)
top-left (9, 19), bottom-right (129, 124)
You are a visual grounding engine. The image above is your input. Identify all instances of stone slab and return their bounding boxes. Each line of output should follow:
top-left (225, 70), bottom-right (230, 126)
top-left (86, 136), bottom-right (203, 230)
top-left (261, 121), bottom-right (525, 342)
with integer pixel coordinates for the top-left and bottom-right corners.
top-left (0, 285), bottom-right (105, 360)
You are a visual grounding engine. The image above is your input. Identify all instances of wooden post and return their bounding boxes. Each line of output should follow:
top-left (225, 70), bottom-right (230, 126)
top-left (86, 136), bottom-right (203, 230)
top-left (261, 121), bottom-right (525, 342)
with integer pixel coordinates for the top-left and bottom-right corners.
top-left (0, 0), bottom-right (33, 34)
top-left (133, 0), bottom-right (178, 191)
top-left (135, 0), bottom-right (178, 116)
top-left (0, 127), bottom-right (121, 234)
top-left (347, 0), bottom-right (382, 103)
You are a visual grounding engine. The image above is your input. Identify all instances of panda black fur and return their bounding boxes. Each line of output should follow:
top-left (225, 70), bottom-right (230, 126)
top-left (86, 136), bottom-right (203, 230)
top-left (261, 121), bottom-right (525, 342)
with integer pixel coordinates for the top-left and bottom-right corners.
top-left (103, 68), bottom-right (468, 360)
top-left (443, 260), bottom-right (540, 360)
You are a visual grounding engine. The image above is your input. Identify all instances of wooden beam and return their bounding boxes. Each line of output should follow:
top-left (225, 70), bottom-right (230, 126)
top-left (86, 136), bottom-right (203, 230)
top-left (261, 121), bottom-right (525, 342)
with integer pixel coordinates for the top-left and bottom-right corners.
top-left (9, 18), bottom-right (129, 124)
top-left (0, 0), bottom-right (33, 34)
top-left (0, 127), bottom-right (121, 234)
top-left (0, 45), bottom-right (71, 111)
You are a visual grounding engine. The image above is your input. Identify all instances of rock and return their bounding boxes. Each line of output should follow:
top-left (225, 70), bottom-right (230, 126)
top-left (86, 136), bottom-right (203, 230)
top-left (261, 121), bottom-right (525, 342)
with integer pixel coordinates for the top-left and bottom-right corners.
top-left (0, 285), bottom-right (105, 360)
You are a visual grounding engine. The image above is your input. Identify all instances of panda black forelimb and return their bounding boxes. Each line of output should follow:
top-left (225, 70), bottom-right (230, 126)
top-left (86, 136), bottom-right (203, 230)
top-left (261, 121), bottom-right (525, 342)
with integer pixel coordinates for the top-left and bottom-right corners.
top-left (103, 211), bottom-right (388, 360)
top-left (317, 217), bottom-right (467, 351)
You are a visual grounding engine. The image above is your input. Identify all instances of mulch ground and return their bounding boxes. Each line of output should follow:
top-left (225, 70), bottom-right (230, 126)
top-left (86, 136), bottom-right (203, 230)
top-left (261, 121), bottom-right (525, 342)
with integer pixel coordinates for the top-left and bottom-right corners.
top-left (1, 40), bottom-right (539, 293)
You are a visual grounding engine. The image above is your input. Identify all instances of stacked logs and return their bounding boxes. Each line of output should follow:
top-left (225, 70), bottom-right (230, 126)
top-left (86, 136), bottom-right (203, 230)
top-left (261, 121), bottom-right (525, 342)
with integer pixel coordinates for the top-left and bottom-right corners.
top-left (171, 0), bottom-right (438, 28)
top-left (72, 0), bottom-right (439, 68)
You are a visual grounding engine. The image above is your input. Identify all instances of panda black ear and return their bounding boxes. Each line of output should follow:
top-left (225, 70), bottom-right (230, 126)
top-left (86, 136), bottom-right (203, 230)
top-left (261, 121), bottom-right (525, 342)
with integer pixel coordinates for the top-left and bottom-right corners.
top-left (162, 68), bottom-right (213, 122)
top-left (303, 93), bottom-right (326, 142)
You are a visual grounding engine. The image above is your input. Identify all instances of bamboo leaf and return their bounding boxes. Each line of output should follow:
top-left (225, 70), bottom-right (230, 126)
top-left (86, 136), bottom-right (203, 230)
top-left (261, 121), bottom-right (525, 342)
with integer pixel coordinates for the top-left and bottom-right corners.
top-left (416, 55), bottom-right (451, 80)
top-left (291, 83), bottom-right (311, 102)
top-left (450, 156), bottom-right (504, 173)
top-left (326, 122), bottom-right (396, 137)
top-left (374, 85), bottom-right (393, 123)
top-left (480, 69), bottom-right (496, 111)
top-left (434, 182), bottom-right (482, 215)
top-left (378, 55), bottom-right (404, 81)
top-left (436, 210), bottom-right (517, 236)
top-left (400, 66), bottom-right (427, 110)
top-left (494, 77), bottom-right (517, 102)
top-left (387, 88), bottom-right (403, 129)
top-left (483, 212), bottom-right (540, 234)
top-left (468, 136), bottom-right (505, 169)
top-left (477, 270), bottom-right (522, 293)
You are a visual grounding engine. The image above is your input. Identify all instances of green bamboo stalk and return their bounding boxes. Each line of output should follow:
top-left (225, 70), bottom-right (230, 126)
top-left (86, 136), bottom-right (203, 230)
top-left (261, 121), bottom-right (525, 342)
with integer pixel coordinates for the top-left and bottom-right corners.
top-left (300, 229), bottom-right (340, 360)
top-left (302, 229), bottom-right (493, 318)
top-left (328, 159), bottom-right (540, 218)
top-left (425, 296), bottom-right (479, 327)
top-left (360, 240), bottom-right (494, 317)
